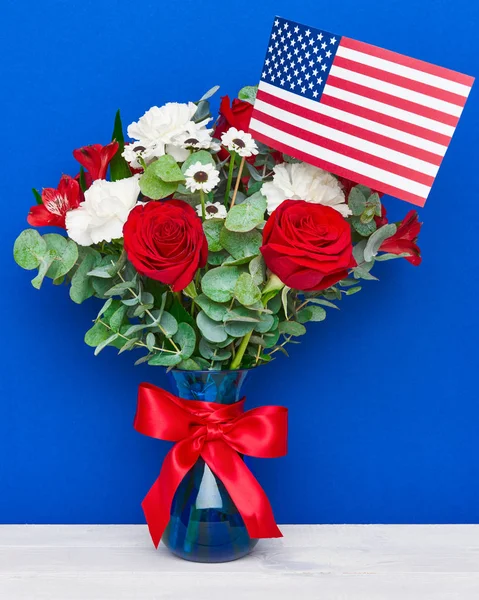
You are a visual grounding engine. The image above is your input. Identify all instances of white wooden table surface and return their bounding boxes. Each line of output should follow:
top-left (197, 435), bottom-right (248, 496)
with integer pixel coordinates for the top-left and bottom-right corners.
top-left (0, 525), bottom-right (478, 599)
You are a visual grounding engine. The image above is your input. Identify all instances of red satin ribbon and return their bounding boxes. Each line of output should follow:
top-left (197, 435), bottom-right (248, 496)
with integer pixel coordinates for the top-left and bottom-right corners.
top-left (134, 382), bottom-right (288, 547)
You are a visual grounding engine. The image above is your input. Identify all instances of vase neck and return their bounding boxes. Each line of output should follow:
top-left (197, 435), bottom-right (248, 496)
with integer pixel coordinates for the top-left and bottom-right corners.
top-left (167, 370), bottom-right (249, 405)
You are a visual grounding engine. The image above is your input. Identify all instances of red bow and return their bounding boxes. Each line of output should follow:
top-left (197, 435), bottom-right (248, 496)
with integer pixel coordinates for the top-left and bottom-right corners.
top-left (134, 382), bottom-right (288, 547)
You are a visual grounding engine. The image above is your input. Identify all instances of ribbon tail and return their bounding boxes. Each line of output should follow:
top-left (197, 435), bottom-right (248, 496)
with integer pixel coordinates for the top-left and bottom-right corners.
top-left (202, 441), bottom-right (283, 539)
top-left (142, 438), bottom-right (199, 548)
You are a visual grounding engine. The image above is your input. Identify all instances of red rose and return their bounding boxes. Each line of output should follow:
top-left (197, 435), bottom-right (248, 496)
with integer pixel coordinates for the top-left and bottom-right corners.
top-left (261, 200), bottom-right (355, 291)
top-left (379, 210), bottom-right (422, 266)
top-left (123, 200), bottom-right (208, 291)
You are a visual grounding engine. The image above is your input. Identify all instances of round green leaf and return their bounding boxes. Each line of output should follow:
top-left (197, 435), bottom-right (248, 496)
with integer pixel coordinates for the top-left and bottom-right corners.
top-left (201, 266), bottom-right (241, 302)
top-left (196, 311), bottom-right (228, 343)
top-left (234, 273), bottom-right (261, 306)
top-left (13, 229), bottom-right (47, 270)
top-left (219, 228), bottom-right (262, 260)
top-left (225, 193), bottom-right (266, 233)
top-left (254, 312), bottom-right (275, 333)
top-left (173, 322), bottom-right (196, 359)
top-left (181, 150), bottom-right (216, 174)
top-left (43, 234), bottom-right (79, 280)
top-left (203, 219), bottom-right (224, 252)
top-left (278, 321), bottom-right (307, 336)
top-left (225, 320), bottom-right (256, 338)
top-left (148, 352), bottom-right (183, 367)
top-left (199, 338), bottom-right (231, 361)
top-left (194, 294), bottom-right (228, 321)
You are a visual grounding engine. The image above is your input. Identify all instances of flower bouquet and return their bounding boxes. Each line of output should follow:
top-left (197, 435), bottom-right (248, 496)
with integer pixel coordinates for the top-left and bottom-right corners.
top-left (13, 85), bottom-right (422, 562)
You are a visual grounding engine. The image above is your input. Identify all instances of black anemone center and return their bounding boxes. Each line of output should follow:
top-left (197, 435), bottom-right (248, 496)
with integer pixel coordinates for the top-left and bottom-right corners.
top-left (194, 170), bottom-right (208, 183)
top-left (232, 138), bottom-right (246, 148)
top-left (133, 145), bottom-right (146, 152)
top-left (206, 205), bottom-right (218, 215)
top-left (184, 138), bottom-right (199, 145)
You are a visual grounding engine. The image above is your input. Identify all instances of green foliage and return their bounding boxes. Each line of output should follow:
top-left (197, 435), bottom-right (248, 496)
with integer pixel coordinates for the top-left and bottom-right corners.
top-left (197, 311), bottom-right (228, 343)
top-left (234, 273), bottom-right (261, 306)
top-left (201, 266), bottom-right (241, 302)
top-left (225, 192), bottom-right (266, 232)
top-left (140, 155), bottom-right (185, 199)
top-left (14, 229), bottom-right (47, 270)
top-left (181, 150), bottom-right (216, 173)
top-left (238, 85), bottom-right (258, 104)
top-left (220, 228), bottom-right (262, 260)
top-left (70, 251), bottom-right (101, 303)
top-left (110, 110), bottom-right (132, 181)
top-left (203, 219), bottom-right (224, 252)
top-left (364, 224), bottom-right (397, 262)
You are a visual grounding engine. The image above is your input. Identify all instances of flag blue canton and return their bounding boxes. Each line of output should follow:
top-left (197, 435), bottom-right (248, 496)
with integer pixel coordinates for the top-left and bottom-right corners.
top-left (260, 17), bottom-right (342, 103)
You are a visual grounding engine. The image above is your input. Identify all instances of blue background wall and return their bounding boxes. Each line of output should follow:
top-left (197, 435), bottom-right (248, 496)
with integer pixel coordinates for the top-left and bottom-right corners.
top-left (1, 0), bottom-right (478, 525)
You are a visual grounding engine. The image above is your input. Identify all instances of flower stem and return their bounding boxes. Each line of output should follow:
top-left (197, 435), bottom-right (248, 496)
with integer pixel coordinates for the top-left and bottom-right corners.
top-left (230, 157), bottom-right (246, 208)
top-left (199, 189), bottom-right (206, 221)
top-left (229, 330), bottom-right (253, 370)
top-left (223, 152), bottom-right (236, 206)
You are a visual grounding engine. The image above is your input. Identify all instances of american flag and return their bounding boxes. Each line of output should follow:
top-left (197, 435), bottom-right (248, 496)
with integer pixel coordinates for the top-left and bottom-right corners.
top-left (250, 17), bottom-right (474, 207)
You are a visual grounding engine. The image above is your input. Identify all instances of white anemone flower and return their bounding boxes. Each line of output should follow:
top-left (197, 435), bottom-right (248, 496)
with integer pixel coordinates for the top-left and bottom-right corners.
top-left (196, 201), bottom-right (227, 220)
top-left (184, 162), bottom-right (220, 194)
top-left (262, 162), bottom-right (351, 217)
top-left (124, 102), bottom-right (212, 166)
top-left (65, 175), bottom-right (141, 246)
top-left (220, 127), bottom-right (258, 157)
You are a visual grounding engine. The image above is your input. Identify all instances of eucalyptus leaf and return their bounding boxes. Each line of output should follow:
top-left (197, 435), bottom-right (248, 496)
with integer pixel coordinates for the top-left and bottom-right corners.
top-left (234, 273), bottom-right (261, 306)
top-left (194, 294), bottom-right (228, 321)
top-left (225, 192), bottom-right (266, 233)
top-left (70, 252), bottom-right (100, 304)
top-left (238, 85), bottom-right (258, 104)
top-left (203, 219), bottom-right (224, 252)
top-left (43, 234), bottom-right (78, 280)
top-left (199, 338), bottom-right (231, 361)
top-left (201, 266), bottom-right (241, 302)
top-left (220, 228), bottom-right (262, 260)
top-left (85, 321), bottom-right (113, 347)
top-left (148, 352), bottom-right (183, 367)
top-left (225, 319), bottom-right (256, 338)
top-left (346, 286), bottom-right (362, 295)
top-left (278, 321), bottom-right (307, 336)
top-left (181, 150), bottom-right (216, 174)
top-left (31, 250), bottom-right (56, 289)
top-left (94, 333), bottom-right (119, 356)
top-left (352, 216), bottom-right (377, 237)
top-left (249, 255), bottom-right (266, 286)
top-left (199, 85), bottom-right (220, 102)
top-left (13, 229), bottom-right (47, 270)
top-left (140, 161), bottom-right (179, 199)
top-left (348, 186), bottom-right (367, 216)
top-left (364, 223), bottom-right (397, 262)
top-left (197, 311), bottom-right (228, 343)
top-left (254, 312), bottom-right (275, 333)
top-left (173, 322), bottom-right (196, 359)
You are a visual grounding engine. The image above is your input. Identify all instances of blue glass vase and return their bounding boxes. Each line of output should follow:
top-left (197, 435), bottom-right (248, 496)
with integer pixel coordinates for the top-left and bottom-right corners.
top-left (161, 369), bottom-right (259, 563)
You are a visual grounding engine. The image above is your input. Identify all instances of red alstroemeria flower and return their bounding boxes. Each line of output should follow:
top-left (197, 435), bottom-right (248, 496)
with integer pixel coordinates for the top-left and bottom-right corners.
top-left (27, 175), bottom-right (81, 228)
top-left (380, 210), bottom-right (422, 266)
top-left (73, 141), bottom-right (119, 181)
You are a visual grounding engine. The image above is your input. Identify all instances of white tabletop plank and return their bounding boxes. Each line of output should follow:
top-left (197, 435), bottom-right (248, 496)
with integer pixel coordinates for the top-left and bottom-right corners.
top-left (0, 525), bottom-right (478, 599)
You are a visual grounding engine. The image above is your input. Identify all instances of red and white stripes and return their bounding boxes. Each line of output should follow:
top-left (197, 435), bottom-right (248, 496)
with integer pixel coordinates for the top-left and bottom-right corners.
top-left (250, 37), bottom-right (473, 207)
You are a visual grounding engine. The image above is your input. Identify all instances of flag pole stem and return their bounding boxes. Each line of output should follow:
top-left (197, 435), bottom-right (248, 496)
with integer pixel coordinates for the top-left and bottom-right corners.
top-left (230, 157), bottom-right (246, 208)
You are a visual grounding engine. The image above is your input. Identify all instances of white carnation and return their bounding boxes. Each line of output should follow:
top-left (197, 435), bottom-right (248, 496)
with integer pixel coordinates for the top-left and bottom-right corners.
top-left (66, 175), bottom-right (141, 246)
top-left (124, 102), bottom-right (214, 166)
top-left (262, 162), bottom-right (351, 217)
